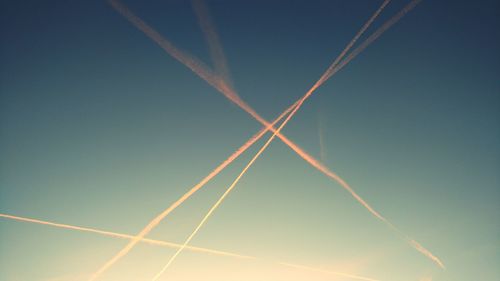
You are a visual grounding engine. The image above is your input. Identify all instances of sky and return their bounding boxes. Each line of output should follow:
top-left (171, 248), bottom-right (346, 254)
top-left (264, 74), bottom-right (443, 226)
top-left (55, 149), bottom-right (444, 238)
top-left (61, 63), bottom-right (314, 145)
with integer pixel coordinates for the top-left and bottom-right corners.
top-left (1, 0), bottom-right (499, 281)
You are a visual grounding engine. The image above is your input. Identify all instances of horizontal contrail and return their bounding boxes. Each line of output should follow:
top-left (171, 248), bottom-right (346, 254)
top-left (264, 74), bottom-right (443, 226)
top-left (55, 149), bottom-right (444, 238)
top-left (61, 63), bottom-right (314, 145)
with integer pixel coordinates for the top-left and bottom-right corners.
top-left (0, 213), bottom-right (252, 259)
top-left (0, 213), bottom-right (381, 281)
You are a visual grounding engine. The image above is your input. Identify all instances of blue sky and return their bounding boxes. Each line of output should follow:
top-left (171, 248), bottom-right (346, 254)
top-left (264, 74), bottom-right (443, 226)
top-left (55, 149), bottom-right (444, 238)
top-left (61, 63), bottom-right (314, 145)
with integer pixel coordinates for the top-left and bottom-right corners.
top-left (1, 1), bottom-right (499, 280)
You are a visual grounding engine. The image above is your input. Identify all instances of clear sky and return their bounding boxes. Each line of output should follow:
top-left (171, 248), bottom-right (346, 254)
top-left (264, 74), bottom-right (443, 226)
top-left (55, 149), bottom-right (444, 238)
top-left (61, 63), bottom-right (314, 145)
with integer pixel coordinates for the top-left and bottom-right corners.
top-left (1, 0), bottom-right (499, 281)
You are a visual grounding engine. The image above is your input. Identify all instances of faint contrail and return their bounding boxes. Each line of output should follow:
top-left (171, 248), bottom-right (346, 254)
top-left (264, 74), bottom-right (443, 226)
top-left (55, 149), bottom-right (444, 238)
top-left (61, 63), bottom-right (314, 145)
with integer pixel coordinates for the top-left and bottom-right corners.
top-left (0, 213), bottom-right (253, 259)
top-left (107, 0), bottom-right (383, 194)
top-left (107, 0), bottom-right (242, 104)
top-left (191, 0), bottom-right (233, 86)
top-left (278, 262), bottom-right (379, 281)
top-left (246, 0), bottom-right (445, 269)
top-left (151, 0), bottom-right (443, 276)
top-left (318, 111), bottom-right (327, 162)
top-left (104, 0), bottom-right (443, 275)
top-left (1, 213), bottom-right (381, 281)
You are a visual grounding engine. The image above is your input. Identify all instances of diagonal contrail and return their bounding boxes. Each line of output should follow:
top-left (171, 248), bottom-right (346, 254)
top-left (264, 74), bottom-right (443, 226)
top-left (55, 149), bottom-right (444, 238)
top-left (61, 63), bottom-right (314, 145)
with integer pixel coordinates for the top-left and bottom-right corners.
top-left (95, 0), bottom-right (442, 279)
top-left (0, 213), bottom-right (381, 281)
top-left (150, 0), bottom-right (444, 278)
top-left (88, 1), bottom-right (390, 279)
top-left (191, 0), bottom-right (233, 87)
top-left (86, 97), bottom-right (295, 281)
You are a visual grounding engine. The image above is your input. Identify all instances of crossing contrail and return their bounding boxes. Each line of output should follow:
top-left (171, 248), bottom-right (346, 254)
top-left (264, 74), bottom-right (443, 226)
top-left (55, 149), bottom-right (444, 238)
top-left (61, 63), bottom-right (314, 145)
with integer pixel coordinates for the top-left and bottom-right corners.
top-left (318, 111), bottom-right (327, 162)
top-left (0, 213), bottom-right (381, 281)
top-left (278, 262), bottom-right (379, 281)
top-left (149, 2), bottom-right (398, 276)
top-left (150, 0), bottom-right (443, 277)
top-left (86, 98), bottom-right (295, 281)
top-left (89, 1), bottom-right (390, 279)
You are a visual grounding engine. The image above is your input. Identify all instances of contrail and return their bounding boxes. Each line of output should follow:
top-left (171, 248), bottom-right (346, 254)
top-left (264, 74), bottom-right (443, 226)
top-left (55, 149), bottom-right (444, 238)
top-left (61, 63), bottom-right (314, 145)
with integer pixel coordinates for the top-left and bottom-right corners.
top-left (258, 0), bottom-right (446, 270)
top-left (0, 213), bottom-right (253, 259)
top-left (86, 100), bottom-right (295, 281)
top-left (151, 106), bottom-right (354, 279)
top-left (90, 0), bottom-right (389, 279)
top-left (103, 0), bottom-right (443, 276)
top-left (278, 262), bottom-right (379, 281)
top-left (151, 0), bottom-right (443, 276)
top-left (318, 111), bottom-right (327, 162)
top-left (147, 0), bottom-right (394, 275)
top-left (191, 0), bottom-right (233, 86)
top-left (107, 0), bottom-right (242, 105)
top-left (107, 0), bottom-right (382, 194)
top-left (1, 213), bottom-right (381, 281)
top-left (244, 0), bottom-right (445, 269)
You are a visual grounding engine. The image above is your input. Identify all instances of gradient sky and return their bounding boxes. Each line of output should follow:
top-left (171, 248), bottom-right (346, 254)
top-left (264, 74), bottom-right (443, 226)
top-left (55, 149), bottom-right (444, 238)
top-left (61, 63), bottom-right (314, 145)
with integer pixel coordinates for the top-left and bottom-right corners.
top-left (1, 0), bottom-right (499, 280)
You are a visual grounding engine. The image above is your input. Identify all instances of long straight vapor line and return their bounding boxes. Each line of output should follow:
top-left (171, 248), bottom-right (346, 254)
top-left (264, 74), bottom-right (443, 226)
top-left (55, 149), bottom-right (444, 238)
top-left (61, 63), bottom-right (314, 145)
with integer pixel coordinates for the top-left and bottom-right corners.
top-left (0, 213), bottom-right (380, 281)
top-left (199, 0), bottom-right (445, 270)
top-left (148, 0), bottom-right (406, 277)
top-left (0, 213), bottom-right (252, 259)
top-left (151, 0), bottom-right (443, 278)
top-left (85, 99), bottom-right (294, 281)
top-left (89, 1), bottom-right (389, 279)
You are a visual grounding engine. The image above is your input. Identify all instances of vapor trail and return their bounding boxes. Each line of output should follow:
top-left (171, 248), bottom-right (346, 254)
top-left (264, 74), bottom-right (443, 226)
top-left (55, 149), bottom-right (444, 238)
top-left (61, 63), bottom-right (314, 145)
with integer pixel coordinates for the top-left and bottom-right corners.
top-left (191, 0), bottom-right (232, 86)
top-left (152, 0), bottom-right (443, 276)
top-left (0, 213), bottom-right (252, 259)
top-left (107, 0), bottom-right (381, 194)
top-left (91, 0), bottom-right (388, 278)
top-left (318, 112), bottom-right (327, 162)
top-left (278, 262), bottom-right (379, 281)
top-left (103, 0), bottom-right (443, 276)
top-left (254, 0), bottom-right (446, 270)
top-left (86, 99), bottom-right (295, 281)
top-left (151, 107), bottom-right (338, 279)
top-left (148, 0), bottom-right (389, 276)
top-left (107, 0), bottom-right (242, 104)
top-left (245, 0), bottom-right (445, 269)
top-left (1, 213), bottom-right (380, 281)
